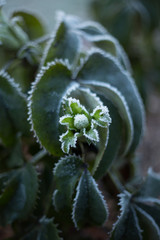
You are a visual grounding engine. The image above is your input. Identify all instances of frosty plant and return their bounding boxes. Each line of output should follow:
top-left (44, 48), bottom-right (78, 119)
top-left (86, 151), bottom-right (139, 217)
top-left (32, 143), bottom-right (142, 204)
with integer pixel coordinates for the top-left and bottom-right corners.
top-left (0, 3), bottom-right (160, 240)
top-left (59, 96), bottom-right (111, 154)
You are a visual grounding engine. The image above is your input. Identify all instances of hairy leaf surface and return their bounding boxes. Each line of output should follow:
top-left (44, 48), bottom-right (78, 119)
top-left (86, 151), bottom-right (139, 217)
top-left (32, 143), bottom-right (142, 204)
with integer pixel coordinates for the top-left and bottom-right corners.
top-left (22, 217), bottom-right (61, 240)
top-left (42, 14), bottom-right (80, 66)
top-left (0, 71), bottom-right (29, 146)
top-left (29, 61), bottom-right (74, 156)
top-left (80, 81), bottom-right (133, 155)
top-left (72, 169), bottom-right (108, 228)
top-left (77, 51), bottom-right (144, 152)
top-left (53, 155), bottom-right (83, 210)
top-left (0, 163), bottom-right (38, 225)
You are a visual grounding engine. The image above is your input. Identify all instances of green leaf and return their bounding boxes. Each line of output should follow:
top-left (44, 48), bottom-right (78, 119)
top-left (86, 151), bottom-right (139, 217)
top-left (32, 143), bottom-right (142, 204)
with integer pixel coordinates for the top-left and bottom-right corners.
top-left (42, 14), bottom-right (80, 66)
top-left (17, 42), bottom-right (42, 65)
top-left (134, 168), bottom-right (160, 199)
top-left (91, 0), bottom-right (145, 45)
top-left (77, 21), bottom-right (106, 37)
top-left (0, 71), bottom-right (29, 146)
top-left (59, 114), bottom-right (74, 129)
top-left (7, 136), bottom-right (24, 168)
top-left (69, 87), bottom-right (110, 174)
top-left (12, 11), bottom-right (45, 40)
top-left (69, 98), bottom-right (88, 116)
top-left (111, 191), bottom-right (142, 240)
top-left (77, 20), bottom-right (131, 71)
top-left (7, 58), bottom-right (37, 93)
top-left (59, 130), bottom-right (78, 154)
top-left (0, 94), bottom-right (16, 146)
top-left (135, 206), bottom-right (160, 240)
top-left (94, 99), bottom-right (122, 179)
top-left (0, 9), bottom-right (28, 50)
top-left (53, 155), bottom-right (83, 210)
top-left (77, 51), bottom-right (145, 152)
top-left (135, 203), bottom-right (160, 228)
top-left (72, 169), bottom-right (108, 229)
top-left (111, 179), bottom-right (160, 240)
top-left (91, 105), bottom-right (111, 128)
top-left (83, 128), bottom-right (99, 142)
top-left (0, 163), bottom-right (38, 225)
top-left (80, 81), bottom-right (133, 155)
top-left (93, 36), bottom-right (131, 72)
top-left (22, 217), bottom-right (61, 240)
top-left (28, 61), bottom-right (74, 156)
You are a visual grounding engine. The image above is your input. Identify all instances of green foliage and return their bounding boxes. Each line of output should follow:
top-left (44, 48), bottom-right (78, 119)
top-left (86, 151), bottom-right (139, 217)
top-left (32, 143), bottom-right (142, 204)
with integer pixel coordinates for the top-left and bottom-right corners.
top-left (0, 70), bottom-right (29, 146)
top-left (91, 0), bottom-right (160, 99)
top-left (0, 3), bottom-right (159, 239)
top-left (0, 163), bottom-right (38, 225)
top-left (111, 169), bottom-right (160, 240)
top-left (53, 155), bottom-right (83, 210)
top-left (22, 217), bottom-right (62, 240)
top-left (72, 169), bottom-right (108, 229)
top-left (41, 13), bottom-right (80, 66)
top-left (28, 61), bottom-right (72, 156)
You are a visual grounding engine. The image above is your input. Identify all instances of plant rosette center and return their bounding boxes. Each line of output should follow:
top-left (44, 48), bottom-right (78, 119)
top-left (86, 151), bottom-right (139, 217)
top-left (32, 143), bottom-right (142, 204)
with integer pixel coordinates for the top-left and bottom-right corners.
top-left (59, 97), bottom-right (111, 153)
top-left (74, 114), bottom-right (89, 130)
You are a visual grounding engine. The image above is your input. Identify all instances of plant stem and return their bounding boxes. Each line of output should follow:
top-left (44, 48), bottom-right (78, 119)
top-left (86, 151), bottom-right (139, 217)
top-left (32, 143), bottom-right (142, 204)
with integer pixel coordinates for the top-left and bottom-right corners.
top-left (31, 149), bottom-right (47, 165)
top-left (33, 34), bottom-right (51, 44)
top-left (79, 142), bottom-right (85, 162)
top-left (109, 170), bottom-right (124, 193)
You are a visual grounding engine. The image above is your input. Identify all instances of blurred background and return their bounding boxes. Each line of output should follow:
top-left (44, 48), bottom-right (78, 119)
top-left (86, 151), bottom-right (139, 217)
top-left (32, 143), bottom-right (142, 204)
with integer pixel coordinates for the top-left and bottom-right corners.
top-left (3, 0), bottom-right (160, 174)
top-left (3, 0), bottom-right (91, 31)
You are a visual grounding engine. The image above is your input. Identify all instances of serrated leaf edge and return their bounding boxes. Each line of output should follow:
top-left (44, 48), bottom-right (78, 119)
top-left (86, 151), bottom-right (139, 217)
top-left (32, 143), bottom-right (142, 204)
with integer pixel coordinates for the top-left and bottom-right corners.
top-left (76, 20), bottom-right (107, 35)
top-left (53, 154), bottom-right (82, 176)
top-left (135, 205), bottom-right (160, 238)
top-left (76, 48), bottom-right (145, 149)
top-left (27, 59), bottom-right (72, 149)
top-left (80, 80), bottom-right (134, 154)
top-left (40, 11), bottom-right (81, 69)
top-left (72, 170), bottom-right (108, 229)
top-left (0, 70), bottom-right (26, 99)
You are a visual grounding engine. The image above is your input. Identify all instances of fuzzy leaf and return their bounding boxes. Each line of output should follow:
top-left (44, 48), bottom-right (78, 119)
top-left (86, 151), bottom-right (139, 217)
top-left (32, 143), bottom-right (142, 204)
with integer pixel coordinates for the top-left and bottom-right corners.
top-left (7, 136), bottom-right (24, 168)
top-left (22, 217), bottom-right (61, 240)
top-left (81, 81), bottom-right (133, 154)
top-left (29, 61), bottom-right (73, 156)
top-left (111, 207), bottom-right (142, 240)
top-left (136, 203), bottom-right (160, 228)
top-left (0, 9), bottom-right (28, 50)
top-left (92, 36), bottom-right (131, 72)
top-left (83, 128), bottom-right (99, 142)
top-left (91, 105), bottom-right (111, 128)
top-left (53, 155), bottom-right (83, 210)
top-left (0, 71), bottom-right (29, 146)
top-left (77, 51), bottom-right (145, 152)
top-left (92, 0), bottom-right (154, 46)
top-left (60, 130), bottom-right (78, 154)
top-left (7, 58), bottom-right (37, 93)
top-left (0, 163), bottom-right (38, 225)
top-left (94, 99), bottom-right (122, 179)
top-left (135, 206), bottom-right (160, 240)
top-left (111, 192), bottom-right (142, 240)
top-left (12, 11), bottom-right (45, 40)
top-left (77, 20), bottom-right (131, 71)
top-left (112, 182), bottom-right (160, 240)
top-left (69, 98), bottom-right (88, 116)
top-left (69, 87), bottom-right (110, 174)
top-left (72, 170), bottom-right (108, 229)
top-left (134, 168), bottom-right (160, 199)
top-left (59, 114), bottom-right (74, 129)
top-left (42, 14), bottom-right (80, 66)
top-left (77, 21), bottom-right (106, 37)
